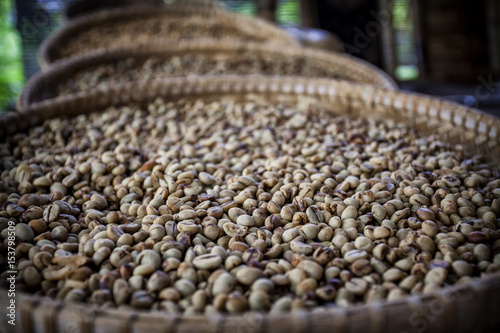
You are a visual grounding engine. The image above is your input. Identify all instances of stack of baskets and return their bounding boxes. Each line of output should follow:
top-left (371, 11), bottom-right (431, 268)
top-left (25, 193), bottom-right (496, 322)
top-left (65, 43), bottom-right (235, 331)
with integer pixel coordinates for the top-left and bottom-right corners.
top-left (38, 4), bottom-right (299, 69)
top-left (33, 1), bottom-right (395, 103)
top-left (23, 40), bottom-right (396, 109)
top-left (2, 1), bottom-right (500, 333)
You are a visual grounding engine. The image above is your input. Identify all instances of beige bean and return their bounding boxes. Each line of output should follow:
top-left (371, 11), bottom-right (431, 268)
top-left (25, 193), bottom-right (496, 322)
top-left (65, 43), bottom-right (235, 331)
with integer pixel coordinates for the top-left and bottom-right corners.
top-left (192, 254), bottom-right (222, 270)
top-left (236, 267), bottom-right (264, 285)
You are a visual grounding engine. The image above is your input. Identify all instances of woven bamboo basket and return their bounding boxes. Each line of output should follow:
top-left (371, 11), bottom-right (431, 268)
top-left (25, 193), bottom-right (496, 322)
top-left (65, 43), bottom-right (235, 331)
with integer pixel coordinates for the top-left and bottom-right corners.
top-left (38, 5), bottom-right (298, 69)
top-left (20, 40), bottom-right (396, 110)
top-left (62, 0), bottom-right (223, 22)
top-left (1, 76), bottom-right (500, 332)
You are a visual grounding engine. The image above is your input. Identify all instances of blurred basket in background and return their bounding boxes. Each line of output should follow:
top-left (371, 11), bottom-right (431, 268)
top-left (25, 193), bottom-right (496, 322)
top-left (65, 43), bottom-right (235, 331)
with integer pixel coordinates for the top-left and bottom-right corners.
top-left (21, 40), bottom-right (396, 110)
top-left (62, 0), bottom-right (224, 21)
top-left (39, 5), bottom-right (299, 69)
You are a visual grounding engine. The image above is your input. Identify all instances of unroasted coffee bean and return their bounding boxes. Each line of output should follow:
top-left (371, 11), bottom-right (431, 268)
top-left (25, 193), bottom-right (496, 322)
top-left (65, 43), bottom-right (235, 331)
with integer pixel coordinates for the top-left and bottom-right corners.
top-left (192, 254), bottom-right (222, 270)
top-left (226, 292), bottom-right (248, 313)
top-left (468, 231), bottom-right (488, 244)
top-left (3, 98), bottom-right (499, 314)
top-left (236, 267), bottom-right (264, 285)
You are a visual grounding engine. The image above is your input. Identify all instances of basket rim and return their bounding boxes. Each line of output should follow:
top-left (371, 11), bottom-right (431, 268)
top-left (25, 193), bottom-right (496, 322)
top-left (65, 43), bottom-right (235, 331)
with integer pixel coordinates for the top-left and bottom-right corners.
top-left (15, 74), bottom-right (499, 126)
top-left (7, 75), bottom-right (500, 166)
top-left (38, 4), bottom-right (298, 69)
top-left (1, 271), bottom-right (499, 331)
top-left (9, 75), bottom-right (500, 137)
top-left (21, 39), bottom-right (397, 110)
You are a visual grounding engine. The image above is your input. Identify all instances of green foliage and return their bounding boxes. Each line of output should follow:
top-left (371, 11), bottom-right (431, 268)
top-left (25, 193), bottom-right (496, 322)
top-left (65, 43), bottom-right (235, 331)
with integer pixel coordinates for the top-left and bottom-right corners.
top-left (222, 0), bottom-right (301, 23)
top-left (222, 0), bottom-right (256, 16)
top-left (393, 0), bottom-right (410, 27)
top-left (0, 0), bottom-right (25, 112)
top-left (276, 0), bottom-right (300, 25)
top-left (392, 0), bottom-right (419, 80)
top-left (396, 65), bottom-right (419, 80)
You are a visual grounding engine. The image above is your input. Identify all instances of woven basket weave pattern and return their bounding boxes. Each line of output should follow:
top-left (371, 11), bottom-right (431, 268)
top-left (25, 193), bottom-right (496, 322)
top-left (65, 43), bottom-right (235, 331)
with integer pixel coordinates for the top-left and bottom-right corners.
top-left (39, 5), bottom-right (298, 69)
top-left (1, 277), bottom-right (499, 333)
top-left (8, 77), bottom-right (500, 167)
top-left (20, 40), bottom-right (397, 109)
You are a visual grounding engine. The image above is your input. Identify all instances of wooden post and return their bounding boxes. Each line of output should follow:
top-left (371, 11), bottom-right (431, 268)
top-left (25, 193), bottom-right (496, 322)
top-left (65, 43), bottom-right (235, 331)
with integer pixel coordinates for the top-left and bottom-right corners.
top-left (414, 0), bottom-right (425, 76)
top-left (418, 0), bottom-right (489, 81)
top-left (300, 0), bottom-right (319, 28)
top-left (256, 0), bottom-right (277, 22)
top-left (377, 0), bottom-right (395, 77)
top-left (487, 0), bottom-right (500, 74)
